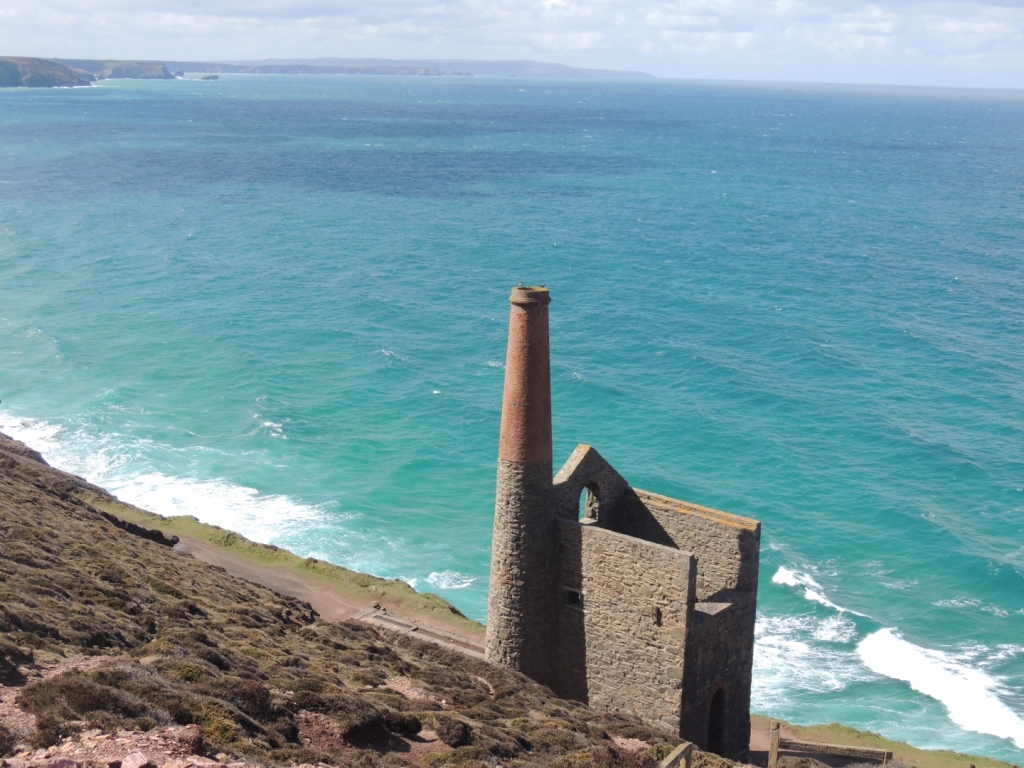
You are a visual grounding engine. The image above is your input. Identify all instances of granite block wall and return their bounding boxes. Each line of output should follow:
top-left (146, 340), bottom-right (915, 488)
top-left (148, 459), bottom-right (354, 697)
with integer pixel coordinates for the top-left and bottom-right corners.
top-left (609, 489), bottom-right (760, 600)
top-left (679, 599), bottom-right (757, 760)
top-left (488, 438), bottom-right (759, 761)
top-left (555, 518), bottom-right (697, 731)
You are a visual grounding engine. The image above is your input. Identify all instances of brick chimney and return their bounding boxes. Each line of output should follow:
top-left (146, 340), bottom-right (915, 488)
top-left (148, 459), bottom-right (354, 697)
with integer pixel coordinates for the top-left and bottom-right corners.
top-left (484, 286), bottom-right (557, 686)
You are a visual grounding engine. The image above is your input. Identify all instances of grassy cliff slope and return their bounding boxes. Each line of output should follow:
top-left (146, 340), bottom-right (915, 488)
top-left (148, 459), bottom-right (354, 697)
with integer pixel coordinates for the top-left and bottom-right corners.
top-left (0, 58), bottom-right (94, 87)
top-left (0, 433), bottom-right (683, 768)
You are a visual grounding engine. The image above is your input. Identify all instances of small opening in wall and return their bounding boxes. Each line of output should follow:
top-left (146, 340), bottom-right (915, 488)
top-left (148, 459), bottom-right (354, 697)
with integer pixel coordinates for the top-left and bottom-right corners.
top-left (564, 588), bottom-right (584, 608)
top-left (653, 606), bottom-right (663, 626)
top-left (578, 483), bottom-right (600, 521)
top-left (708, 688), bottom-right (726, 755)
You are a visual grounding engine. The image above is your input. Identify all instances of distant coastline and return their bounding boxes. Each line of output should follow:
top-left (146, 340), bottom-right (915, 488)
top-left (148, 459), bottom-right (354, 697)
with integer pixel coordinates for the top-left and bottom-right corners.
top-left (0, 55), bottom-right (655, 88)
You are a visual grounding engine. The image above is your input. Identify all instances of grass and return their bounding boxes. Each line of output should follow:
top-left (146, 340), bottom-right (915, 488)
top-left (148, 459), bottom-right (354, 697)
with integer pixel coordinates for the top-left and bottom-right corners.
top-left (751, 716), bottom-right (1018, 768)
top-left (0, 433), bottom-right (678, 767)
top-left (2, 431), bottom-right (1015, 768)
top-left (77, 490), bottom-right (485, 638)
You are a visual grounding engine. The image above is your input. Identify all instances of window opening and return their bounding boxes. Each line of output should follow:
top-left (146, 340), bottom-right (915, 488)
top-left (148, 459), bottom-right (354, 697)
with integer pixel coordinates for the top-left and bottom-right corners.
top-left (578, 483), bottom-right (600, 521)
top-left (563, 588), bottom-right (584, 608)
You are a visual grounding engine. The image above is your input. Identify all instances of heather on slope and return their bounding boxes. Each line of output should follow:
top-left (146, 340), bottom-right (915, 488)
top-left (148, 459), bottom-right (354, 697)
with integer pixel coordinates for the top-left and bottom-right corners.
top-left (0, 433), bottom-right (683, 768)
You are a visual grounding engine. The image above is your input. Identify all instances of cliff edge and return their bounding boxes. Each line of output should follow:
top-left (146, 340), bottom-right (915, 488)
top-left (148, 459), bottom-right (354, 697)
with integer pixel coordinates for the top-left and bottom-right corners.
top-left (0, 431), bottom-right (689, 768)
top-left (0, 58), bottom-right (94, 88)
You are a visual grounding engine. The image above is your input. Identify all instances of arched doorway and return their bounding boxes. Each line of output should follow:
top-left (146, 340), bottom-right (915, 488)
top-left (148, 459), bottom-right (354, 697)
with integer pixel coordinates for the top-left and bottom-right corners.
top-left (708, 688), bottom-right (726, 755)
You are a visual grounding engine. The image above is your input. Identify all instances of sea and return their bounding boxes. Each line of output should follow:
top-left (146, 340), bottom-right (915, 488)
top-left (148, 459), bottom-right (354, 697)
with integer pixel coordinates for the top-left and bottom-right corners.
top-left (1, 74), bottom-right (1022, 763)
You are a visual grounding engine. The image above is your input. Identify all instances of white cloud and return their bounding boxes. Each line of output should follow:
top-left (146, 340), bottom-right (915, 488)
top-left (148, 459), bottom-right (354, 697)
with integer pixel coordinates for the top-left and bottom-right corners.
top-left (531, 31), bottom-right (605, 49)
top-left (0, 0), bottom-right (1022, 87)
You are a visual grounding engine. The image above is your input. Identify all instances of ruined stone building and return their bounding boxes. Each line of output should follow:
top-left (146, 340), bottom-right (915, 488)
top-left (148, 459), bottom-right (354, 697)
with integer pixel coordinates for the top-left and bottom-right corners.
top-left (484, 286), bottom-right (760, 761)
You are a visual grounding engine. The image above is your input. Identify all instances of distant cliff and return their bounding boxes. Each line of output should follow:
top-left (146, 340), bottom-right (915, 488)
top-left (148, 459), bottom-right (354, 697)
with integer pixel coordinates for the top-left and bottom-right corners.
top-left (166, 62), bottom-right (473, 76)
top-left (165, 58), bottom-right (653, 78)
top-left (51, 59), bottom-right (175, 79)
top-left (2, 56), bottom-right (652, 84)
top-left (0, 57), bottom-right (94, 87)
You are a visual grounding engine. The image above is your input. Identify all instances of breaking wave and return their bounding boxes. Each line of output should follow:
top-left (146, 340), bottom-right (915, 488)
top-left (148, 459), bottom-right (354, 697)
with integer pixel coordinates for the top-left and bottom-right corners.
top-left (858, 628), bottom-right (1024, 748)
top-left (426, 570), bottom-right (477, 590)
top-left (0, 412), bottom-right (324, 546)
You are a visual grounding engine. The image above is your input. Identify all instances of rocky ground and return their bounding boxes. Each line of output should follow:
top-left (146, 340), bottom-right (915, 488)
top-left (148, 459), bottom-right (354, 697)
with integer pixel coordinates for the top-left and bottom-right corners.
top-left (0, 432), bottom-right (698, 768)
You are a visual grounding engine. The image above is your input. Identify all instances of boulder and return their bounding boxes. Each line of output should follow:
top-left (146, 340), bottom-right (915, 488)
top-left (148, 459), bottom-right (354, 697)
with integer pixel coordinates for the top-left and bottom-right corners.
top-left (121, 752), bottom-right (154, 768)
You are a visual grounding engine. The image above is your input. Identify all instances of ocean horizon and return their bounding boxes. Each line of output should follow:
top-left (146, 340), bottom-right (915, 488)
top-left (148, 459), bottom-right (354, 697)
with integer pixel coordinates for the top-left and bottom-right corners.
top-left (1, 74), bottom-right (1022, 763)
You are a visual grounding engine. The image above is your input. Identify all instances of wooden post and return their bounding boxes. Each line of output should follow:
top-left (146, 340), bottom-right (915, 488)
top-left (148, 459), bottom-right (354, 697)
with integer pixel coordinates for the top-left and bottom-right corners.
top-left (768, 721), bottom-right (780, 768)
top-left (658, 741), bottom-right (693, 768)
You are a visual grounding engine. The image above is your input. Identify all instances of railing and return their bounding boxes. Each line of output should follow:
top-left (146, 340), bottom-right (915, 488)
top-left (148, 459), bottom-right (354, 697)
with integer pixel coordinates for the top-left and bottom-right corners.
top-left (768, 721), bottom-right (893, 768)
top-left (659, 742), bottom-right (693, 768)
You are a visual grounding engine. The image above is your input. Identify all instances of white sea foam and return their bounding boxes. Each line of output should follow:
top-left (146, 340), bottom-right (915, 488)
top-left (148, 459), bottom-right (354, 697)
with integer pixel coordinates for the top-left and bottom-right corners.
top-left (773, 565), bottom-right (818, 588)
top-left (773, 566), bottom-right (849, 612)
top-left (934, 597), bottom-right (1011, 617)
top-left (0, 412), bottom-right (323, 547)
top-left (426, 570), bottom-right (477, 590)
top-left (988, 645), bottom-right (1024, 665)
top-left (858, 628), bottom-right (1024, 748)
top-left (260, 420), bottom-right (287, 439)
top-left (812, 614), bottom-right (858, 643)
top-left (752, 613), bottom-right (870, 711)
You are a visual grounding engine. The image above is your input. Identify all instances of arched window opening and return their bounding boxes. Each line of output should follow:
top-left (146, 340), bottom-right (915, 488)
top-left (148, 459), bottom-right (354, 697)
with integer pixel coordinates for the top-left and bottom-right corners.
top-left (708, 688), bottom-right (726, 756)
top-left (578, 483), bottom-right (601, 521)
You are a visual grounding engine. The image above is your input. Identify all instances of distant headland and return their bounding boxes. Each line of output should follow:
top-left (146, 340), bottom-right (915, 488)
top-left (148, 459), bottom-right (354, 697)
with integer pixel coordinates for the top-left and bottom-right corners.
top-left (0, 56), bottom-right (655, 88)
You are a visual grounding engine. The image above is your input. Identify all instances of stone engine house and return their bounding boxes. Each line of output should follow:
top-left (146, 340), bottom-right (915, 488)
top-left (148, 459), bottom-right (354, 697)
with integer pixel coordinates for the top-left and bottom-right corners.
top-left (485, 286), bottom-right (760, 761)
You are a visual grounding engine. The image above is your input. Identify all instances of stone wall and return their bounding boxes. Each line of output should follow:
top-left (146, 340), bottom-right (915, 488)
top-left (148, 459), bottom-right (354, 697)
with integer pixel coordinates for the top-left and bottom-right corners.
top-left (679, 599), bottom-right (757, 760)
top-left (487, 439), bottom-right (760, 761)
top-left (609, 489), bottom-right (760, 600)
top-left (554, 518), bottom-right (697, 732)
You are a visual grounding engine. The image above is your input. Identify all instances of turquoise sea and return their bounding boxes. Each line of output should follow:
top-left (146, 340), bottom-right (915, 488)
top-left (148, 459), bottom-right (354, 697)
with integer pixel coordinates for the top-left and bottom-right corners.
top-left (1, 75), bottom-right (1023, 762)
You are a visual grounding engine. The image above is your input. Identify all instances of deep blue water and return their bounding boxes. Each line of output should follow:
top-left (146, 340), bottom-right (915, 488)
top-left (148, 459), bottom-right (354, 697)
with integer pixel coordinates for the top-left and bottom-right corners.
top-left (1, 75), bottom-right (1023, 762)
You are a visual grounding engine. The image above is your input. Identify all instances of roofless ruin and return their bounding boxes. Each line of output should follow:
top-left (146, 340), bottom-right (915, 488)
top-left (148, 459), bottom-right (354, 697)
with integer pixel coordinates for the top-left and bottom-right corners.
top-left (484, 285), bottom-right (760, 761)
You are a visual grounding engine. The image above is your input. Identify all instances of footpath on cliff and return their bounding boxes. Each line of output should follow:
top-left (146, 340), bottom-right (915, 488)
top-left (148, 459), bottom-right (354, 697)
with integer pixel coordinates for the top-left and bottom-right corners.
top-left (0, 431), bottom-right (1011, 768)
top-left (0, 430), bottom-right (711, 768)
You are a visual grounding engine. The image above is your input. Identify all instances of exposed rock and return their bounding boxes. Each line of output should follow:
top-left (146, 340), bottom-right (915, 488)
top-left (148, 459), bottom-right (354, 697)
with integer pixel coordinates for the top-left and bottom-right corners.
top-left (0, 430), bottom-right (694, 768)
top-left (120, 752), bottom-right (154, 768)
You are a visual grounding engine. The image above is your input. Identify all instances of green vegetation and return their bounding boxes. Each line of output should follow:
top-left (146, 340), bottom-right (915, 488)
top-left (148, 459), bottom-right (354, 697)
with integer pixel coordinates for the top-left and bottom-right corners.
top-left (0, 434), bottom-right (678, 766)
top-left (0, 57), bottom-right (94, 87)
top-left (751, 716), bottom-right (1016, 768)
top-left (78, 490), bottom-right (485, 638)
top-left (0, 431), bottom-right (1014, 768)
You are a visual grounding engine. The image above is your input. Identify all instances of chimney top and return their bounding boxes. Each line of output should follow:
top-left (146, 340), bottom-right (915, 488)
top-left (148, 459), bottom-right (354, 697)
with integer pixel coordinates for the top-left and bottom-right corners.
top-left (510, 286), bottom-right (550, 306)
top-left (498, 283), bottom-right (552, 465)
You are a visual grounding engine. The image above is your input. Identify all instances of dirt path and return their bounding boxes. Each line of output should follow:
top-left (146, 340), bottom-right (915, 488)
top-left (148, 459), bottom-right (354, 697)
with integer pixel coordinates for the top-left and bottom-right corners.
top-left (172, 537), bottom-right (486, 658)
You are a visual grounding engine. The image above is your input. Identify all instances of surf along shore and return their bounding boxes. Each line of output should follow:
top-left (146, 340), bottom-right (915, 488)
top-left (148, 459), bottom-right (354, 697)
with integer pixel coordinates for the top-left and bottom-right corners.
top-left (0, 430), bottom-right (1012, 768)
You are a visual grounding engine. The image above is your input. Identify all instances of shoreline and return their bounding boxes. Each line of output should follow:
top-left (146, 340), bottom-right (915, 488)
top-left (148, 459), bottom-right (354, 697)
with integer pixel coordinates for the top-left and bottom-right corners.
top-left (0, 429), bottom-right (1016, 768)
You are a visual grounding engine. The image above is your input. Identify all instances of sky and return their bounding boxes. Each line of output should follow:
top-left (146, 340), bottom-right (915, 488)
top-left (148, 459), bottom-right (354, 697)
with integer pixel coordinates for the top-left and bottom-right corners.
top-left (0, 0), bottom-right (1022, 89)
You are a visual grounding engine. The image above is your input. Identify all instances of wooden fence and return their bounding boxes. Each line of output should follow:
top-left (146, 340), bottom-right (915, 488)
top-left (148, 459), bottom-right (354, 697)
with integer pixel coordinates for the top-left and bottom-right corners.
top-left (768, 721), bottom-right (893, 768)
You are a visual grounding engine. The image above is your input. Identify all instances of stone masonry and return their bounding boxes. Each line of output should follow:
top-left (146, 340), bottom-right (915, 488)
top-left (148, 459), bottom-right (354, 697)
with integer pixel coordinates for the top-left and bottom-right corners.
top-left (485, 286), bottom-right (761, 762)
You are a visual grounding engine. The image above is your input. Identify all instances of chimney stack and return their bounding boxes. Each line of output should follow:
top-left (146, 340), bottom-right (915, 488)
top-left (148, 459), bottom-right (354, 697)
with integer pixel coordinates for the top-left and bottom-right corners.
top-left (484, 286), bottom-right (557, 686)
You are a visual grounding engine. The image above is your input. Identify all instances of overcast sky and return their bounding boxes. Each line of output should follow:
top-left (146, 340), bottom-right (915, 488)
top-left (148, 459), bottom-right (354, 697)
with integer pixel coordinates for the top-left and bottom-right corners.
top-left (1, 0), bottom-right (1022, 88)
